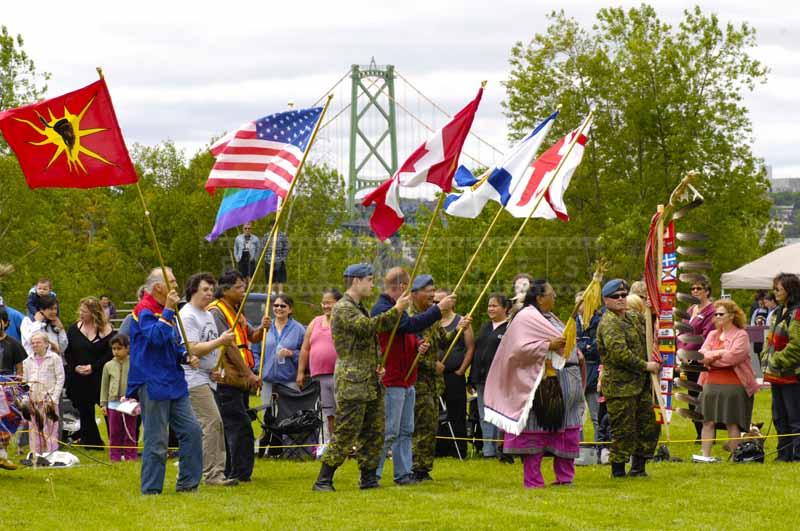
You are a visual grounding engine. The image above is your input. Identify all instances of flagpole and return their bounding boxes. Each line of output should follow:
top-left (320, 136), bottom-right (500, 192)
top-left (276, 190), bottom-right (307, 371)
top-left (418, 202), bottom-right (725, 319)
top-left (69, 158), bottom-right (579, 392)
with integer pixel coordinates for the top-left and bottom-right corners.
top-left (257, 216), bottom-right (281, 386)
top-left (448, 106), bottom-right (562, 297)
top-left (96, 67), bottom-right (194, 358)
top-left (439, 112), bottom-right (594, 365)
top-left (214, 94), bottom-right (334, 371)
top-left (378, 81), bottom-right (487, 369)
top-left (379, 193), bottom-right (446, 369)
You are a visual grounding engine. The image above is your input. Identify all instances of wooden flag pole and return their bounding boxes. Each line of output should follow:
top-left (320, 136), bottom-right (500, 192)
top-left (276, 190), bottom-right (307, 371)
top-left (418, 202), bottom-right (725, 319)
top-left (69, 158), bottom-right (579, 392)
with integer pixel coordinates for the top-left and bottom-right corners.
top-left (132, 182), bottom-right (193, 354)
top-left (96, 67), bottom-right (194, 357)
top-left (379, 192), bottom-right (446, 369)
top-left (379, 80), bottom-right (488, 369)
top-left (257, 223), bottom-right (281, 386)
top-left (439, 112), bottom-right (594, 365)
top-left (214, 94), bottom-right (334, 370)
top-left (448, 105), bottom-right (562, 297)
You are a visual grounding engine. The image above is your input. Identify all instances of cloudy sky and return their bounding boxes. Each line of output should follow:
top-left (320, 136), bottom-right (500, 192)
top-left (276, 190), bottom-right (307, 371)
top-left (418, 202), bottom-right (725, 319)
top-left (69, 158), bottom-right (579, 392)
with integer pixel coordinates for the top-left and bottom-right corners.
top-left (3, 0), bottom-right (799, 179)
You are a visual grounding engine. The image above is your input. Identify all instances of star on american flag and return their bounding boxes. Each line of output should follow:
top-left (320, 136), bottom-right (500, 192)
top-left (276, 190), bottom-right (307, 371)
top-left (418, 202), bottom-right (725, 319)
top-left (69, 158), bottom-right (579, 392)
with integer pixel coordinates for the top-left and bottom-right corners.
top-left (205, 106), bottom-right (323, 197)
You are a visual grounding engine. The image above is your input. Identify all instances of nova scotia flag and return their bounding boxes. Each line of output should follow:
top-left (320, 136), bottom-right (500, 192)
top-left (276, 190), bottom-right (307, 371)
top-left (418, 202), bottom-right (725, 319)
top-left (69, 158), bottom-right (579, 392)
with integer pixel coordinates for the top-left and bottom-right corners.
top-left (444, 110), bottom-right (558, 218)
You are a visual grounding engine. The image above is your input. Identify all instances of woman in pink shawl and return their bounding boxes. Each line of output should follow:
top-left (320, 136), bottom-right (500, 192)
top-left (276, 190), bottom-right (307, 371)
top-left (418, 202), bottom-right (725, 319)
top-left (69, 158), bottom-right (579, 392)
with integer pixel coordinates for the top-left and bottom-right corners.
top-left (484, 280), bottom-right (585, 488)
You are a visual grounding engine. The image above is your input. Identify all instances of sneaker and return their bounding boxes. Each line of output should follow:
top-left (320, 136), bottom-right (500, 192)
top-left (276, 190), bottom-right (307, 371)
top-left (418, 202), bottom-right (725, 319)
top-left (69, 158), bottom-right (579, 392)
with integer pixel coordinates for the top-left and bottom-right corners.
top-left (414, 470), bottom-right (433, 482)
top-left (206, 477), bottom-right (239, 487)
top-left (394, 474), bottom-right (419, 486)
top-left (691, 454), bottom-right (721, 463)
top-left (498, 454), bottom-right (514, 464)
top-left (0, 458), bottom-right (18, 470)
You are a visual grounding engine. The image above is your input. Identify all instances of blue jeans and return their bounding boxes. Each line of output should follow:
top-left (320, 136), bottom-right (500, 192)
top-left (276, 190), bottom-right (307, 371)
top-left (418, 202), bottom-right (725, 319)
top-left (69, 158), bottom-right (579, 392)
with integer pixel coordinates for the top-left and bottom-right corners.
top-left (377, 386), bottom-right (415, 480)
top-left (139, 386), bottom-right (203, 494)
top-left (477, 384), bottom-right (498, 457)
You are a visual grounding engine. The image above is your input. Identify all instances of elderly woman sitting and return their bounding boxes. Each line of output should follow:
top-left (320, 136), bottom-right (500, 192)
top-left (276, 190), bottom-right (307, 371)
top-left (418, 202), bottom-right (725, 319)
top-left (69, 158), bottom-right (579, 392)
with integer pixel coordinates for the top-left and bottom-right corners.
top-left (696, 299), bottom-right (758, 460)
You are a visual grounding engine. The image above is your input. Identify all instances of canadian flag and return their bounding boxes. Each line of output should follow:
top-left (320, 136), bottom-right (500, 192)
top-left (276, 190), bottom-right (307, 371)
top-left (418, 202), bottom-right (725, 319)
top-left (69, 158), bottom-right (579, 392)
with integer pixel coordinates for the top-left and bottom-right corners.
top-left (362, 87), bottom-right (483, 240)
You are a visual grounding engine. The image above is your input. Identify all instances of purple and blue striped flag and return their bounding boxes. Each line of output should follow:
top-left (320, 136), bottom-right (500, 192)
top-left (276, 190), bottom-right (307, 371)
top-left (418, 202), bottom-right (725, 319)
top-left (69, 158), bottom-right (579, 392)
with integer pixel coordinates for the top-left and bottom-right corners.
top-left (205, 187), bottom-right (278, 242)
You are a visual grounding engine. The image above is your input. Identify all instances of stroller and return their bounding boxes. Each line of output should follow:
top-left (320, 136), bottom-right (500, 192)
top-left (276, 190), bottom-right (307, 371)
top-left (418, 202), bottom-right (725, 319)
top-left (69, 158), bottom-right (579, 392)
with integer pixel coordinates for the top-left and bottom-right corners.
top-left (258, 381), bottom-right (322, 460)
top-left (466, 393), bottom-right (483, 457)
top-left (435, 396), bottom-right (465, 460)
top-left (60, 396), bottom-right (81, 444)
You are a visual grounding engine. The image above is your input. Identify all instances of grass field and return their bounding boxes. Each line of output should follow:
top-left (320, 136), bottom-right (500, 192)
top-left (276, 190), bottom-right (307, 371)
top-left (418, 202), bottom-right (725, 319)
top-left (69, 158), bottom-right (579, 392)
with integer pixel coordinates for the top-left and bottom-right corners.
top-left (1, 391), bottom-right (795, 530)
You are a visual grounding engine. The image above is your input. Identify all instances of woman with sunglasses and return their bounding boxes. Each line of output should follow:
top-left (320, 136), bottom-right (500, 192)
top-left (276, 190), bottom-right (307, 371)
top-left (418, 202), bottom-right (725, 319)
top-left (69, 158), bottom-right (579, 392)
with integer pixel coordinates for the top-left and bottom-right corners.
top-left (263, 294), bottom-right (306, 402)
top-left (762, 273), bottom-right (800, 461)
top-left (676, 274), bottom-right (716, 440)
top-left (695, 299), bottom-right (758, 461)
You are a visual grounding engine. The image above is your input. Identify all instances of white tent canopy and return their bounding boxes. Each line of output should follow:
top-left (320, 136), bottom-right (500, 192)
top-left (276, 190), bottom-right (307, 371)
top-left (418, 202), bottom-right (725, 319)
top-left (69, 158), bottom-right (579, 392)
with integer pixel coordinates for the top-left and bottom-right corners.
top-left (720, 243), bottom-right (800, 290)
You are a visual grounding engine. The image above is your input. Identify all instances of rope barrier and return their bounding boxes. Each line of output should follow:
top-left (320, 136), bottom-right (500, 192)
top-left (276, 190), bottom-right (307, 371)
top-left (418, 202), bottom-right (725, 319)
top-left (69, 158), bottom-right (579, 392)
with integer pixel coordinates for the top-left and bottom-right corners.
top-left (10, 429), bottom-right (789, 452)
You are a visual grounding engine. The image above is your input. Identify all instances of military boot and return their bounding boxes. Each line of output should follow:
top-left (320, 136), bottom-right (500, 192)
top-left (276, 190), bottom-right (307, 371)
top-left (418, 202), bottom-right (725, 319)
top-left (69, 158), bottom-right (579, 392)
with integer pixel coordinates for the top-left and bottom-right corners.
top-left (413, 469), bottom-right (433, 481)
top-left (359, 468), bottom-right (380, 489)
top-left (312, 462), bottom-right (337, 492)
top-left (611, 462), bottom-right (627, 478)
top-left (628, 456), bottom-right (648, 477)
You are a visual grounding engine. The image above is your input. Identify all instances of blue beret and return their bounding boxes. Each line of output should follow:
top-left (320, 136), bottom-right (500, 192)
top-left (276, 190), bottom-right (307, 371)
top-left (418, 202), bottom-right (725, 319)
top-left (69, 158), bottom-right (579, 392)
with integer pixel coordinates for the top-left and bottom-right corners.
top-left (411, 274), bottom-right (434, 292)
top-left (343, 263), bottom-right (374, 278)
top-left (602, 279), bottom-right (629, 298)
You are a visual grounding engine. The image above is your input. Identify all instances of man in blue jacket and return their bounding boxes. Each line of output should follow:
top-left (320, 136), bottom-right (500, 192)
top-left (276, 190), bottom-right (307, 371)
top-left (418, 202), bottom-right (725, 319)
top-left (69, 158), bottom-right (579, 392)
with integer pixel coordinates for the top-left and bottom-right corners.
top-left (371, 268), bottom-right (454, 486)
top-left (127, 267), bottom-right (203, 495)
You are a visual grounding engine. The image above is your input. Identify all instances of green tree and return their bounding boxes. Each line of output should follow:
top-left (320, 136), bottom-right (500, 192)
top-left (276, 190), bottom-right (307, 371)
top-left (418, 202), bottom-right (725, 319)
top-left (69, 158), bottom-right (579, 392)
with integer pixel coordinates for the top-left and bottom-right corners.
top-left (0, 26), bottom-right (50, 152)
top-left (498, 5), bottom-right (770, 305)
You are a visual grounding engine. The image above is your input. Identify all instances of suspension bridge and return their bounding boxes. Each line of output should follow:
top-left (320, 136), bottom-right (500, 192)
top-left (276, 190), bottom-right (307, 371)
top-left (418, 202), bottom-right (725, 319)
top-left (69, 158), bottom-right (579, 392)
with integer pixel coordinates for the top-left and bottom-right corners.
top-left (301, 59), bottom-right (505, 224)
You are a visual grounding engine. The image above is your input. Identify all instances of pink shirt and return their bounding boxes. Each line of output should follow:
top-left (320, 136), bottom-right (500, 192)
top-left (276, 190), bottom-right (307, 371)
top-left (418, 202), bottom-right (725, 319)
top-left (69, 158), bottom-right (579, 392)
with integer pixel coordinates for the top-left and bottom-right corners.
top-left (308, 315), bottom-right (338, 376)
top-left (698, 327), bottom-right (759, 396)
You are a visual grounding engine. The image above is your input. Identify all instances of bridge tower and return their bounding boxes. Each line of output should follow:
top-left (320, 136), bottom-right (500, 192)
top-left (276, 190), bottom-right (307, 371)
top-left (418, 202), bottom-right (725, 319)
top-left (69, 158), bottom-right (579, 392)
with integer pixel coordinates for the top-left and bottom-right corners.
top-left (347, 59), bottom-right (399, 213)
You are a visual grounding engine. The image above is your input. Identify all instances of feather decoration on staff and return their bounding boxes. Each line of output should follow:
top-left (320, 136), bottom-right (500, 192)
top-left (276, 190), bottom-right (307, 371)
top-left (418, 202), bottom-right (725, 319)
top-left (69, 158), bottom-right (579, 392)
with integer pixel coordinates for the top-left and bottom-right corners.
top-left (562, 259), bottom-right (608, 360)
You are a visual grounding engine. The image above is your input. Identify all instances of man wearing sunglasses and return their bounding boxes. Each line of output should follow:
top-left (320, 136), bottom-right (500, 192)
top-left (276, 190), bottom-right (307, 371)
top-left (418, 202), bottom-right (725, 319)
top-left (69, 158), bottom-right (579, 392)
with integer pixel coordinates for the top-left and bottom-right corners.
top-left (596, 279), bottom-right (661, 479)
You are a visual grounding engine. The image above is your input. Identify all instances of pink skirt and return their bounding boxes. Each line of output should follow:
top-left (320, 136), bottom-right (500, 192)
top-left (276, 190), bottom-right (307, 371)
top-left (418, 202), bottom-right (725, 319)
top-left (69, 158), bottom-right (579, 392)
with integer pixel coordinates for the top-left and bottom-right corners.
top-left (503, 426), bottom-right (581, 459)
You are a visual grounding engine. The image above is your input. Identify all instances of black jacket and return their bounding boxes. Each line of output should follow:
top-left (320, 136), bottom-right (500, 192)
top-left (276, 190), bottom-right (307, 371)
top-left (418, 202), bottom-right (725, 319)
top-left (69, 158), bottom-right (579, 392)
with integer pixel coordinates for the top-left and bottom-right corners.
top-left (469, 320), bottom-right (507, 385)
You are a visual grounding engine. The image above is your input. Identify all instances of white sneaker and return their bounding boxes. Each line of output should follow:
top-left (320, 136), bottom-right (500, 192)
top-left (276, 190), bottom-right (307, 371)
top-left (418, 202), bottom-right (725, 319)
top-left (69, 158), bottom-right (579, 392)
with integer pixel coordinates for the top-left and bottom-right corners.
top-left (692, 454), bottom-right (721, 463)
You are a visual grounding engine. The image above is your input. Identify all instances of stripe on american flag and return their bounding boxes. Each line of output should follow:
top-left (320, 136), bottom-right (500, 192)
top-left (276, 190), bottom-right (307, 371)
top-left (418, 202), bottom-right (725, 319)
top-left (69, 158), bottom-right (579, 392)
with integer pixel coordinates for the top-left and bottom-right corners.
top-left (206, 123), bottom-right (305, 196)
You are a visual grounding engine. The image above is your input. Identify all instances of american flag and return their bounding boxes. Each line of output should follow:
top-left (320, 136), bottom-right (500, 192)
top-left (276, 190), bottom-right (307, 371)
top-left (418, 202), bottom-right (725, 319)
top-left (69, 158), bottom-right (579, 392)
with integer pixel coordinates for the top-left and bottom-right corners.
top-left (205, 107), bottom-right (322, 197)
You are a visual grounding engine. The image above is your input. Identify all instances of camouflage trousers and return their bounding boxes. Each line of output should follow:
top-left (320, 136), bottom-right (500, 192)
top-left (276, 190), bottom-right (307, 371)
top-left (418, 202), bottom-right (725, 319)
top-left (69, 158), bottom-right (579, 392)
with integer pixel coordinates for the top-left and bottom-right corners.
top-left (323, 395), bottom-right (385, 470)
top-left (605, 392), bottom-right (661, 464)
top-left (412, 380), bottom-right (438, 473)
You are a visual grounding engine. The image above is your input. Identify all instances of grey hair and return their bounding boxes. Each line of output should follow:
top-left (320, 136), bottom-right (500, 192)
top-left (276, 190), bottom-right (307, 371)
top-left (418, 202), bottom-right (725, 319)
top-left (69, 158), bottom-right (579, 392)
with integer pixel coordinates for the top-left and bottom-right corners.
top-left (30, 330), bottom-right (50, 348)
top-left (144, 267), bottom-right (173, 293)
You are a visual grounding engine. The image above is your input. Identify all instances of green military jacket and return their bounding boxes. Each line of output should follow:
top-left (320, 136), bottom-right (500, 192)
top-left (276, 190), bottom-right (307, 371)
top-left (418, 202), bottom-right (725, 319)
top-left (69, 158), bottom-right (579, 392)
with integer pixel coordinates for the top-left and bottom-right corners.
top-left (331, 293), bottom-right (400, 402)
top-left (409, 304), bottom-right (451, 394)
top-left (596, 309), bottom-right (650, 398)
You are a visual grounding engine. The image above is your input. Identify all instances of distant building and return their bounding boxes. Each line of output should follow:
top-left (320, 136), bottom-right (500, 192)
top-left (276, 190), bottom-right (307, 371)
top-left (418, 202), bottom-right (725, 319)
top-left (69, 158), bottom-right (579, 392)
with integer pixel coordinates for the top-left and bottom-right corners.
top-left (771, 177), bottom-right (800, 193)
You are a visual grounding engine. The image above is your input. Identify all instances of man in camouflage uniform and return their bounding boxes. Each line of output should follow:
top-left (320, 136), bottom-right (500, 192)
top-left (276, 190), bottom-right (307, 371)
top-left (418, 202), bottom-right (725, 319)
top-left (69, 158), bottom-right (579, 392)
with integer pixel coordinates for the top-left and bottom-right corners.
top-left (312, 263), bottom-right (410, 492)
top-left (409, 275), bottom-right (468, 481)
top-left (596, 279), bottom-right (661, 478)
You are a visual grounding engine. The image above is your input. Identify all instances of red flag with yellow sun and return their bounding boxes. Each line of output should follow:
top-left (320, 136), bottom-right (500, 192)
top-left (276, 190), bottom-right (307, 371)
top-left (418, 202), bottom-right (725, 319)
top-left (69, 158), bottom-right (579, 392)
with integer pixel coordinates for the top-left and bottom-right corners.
top-left (0, 79), bottom-right (137, 188)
